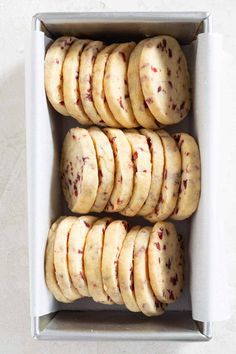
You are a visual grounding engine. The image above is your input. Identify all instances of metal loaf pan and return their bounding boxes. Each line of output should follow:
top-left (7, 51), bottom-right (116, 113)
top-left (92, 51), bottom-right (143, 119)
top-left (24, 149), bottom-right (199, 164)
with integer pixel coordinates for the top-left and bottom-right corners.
top-left (28, 12), bottom-right (212, 341)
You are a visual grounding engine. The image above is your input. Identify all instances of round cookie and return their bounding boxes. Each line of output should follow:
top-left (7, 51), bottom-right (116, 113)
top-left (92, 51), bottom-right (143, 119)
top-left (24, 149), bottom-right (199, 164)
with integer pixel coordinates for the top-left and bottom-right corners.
top-left (118, 226), bottom-right (141, 312)
top-left (103, 128), bottom-right (134, 212)
top-left (88, 127), bottom-right (115, 213)
top-left (44, 36), bottom-right (76, 116)
top-left (84, 218), bottom-right (114, 304)
top-left (63, 39), bottom-right (93, 125)
top-left (92, 44), bottom-right (121, 127)
top-left (54, 216), bottom-right (81, 301)
top-left (79, 41), bottom-right (106, 126)
top-left (68, 216), bottom-right (98, 297)
top-left (121, 129), bottom-right (152, 216)
top-left (148, 222), bottom-right (185, 304)
top-left (145, 129), bottom-right (181, 222)
top-left (60, 128), bottom-right (98, 213)
top-left (45, 217), bottom-right (71, 303)
top-left (138, 129), bottom-right (164, 216)
top-left (102, 220), bottom-right (128, 304)
top-left (128, 39), bottom-right (161, 129)
top-left (140, 35), bottom-right (191, 125)
top-left (171, 133), bottom-right (201, 220)
top-left (133, 226), bottom-right (166, 316)
top-left (104, 42), bottom-right (139, 128)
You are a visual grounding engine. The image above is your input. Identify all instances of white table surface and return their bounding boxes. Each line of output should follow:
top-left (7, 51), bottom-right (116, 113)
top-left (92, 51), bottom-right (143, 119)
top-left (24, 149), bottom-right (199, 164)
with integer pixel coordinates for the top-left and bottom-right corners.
top-left (0, 1), bottom-right (236, 353)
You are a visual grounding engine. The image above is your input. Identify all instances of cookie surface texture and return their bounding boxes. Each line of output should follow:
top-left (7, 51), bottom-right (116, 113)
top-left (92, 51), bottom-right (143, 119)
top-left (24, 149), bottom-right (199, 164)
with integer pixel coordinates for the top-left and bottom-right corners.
top-left (104, 42), bottom-right (139, 128)
top-left (140, 36), bottom-right (191, 125)
top-left (121, 129), bottom-right (152, 216)
top-left (60, 128), bottom-right (98, 213)
top-left (102, 220), bottom-right (128, 304)
top-left (145, 129), bottom-right (181, 222)
top-left (118, 225), bottom-right (141, 312)
top-left (68, 215), bottom-right (98, 297)
top-left (45, 36), bottom-right (76, 115)
top-left (128, 39), bottom-right (161, 129)
top-left (92, 44), bottom-right (121, 127)
top-left (138, 129), bottom-right (164, 216)
top-left (79, 41), bottom-right (106, 125)
top-left (148, 222), bottom-right (185, 304)
top-left (134, 226), bottom-right (166, 316)
top-left (54, 216), bottom-right (81, 301)
top-left (88, 127), bottom-right (115, 212)
top-left (45, 217), bottom-right (71, 303)
top-left (104, 128), bottom-right (134, 212)
top-left (63, 39), bottom-right (92, 125)
top-left (171, 133), bottom-right (201, 220)
top-left (84, 217), bottom-right (113, 304)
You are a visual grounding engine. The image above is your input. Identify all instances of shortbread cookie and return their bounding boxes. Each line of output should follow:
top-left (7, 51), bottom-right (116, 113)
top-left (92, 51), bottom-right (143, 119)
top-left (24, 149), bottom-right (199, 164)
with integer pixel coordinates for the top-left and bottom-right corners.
top-left (148, 222), bottom-right (184, 304)
top-left (121, 130), bottom-right (152, 216)
top-left (45, 217), bottom-right (71, 303)
top-left (68, 216), bottom-right (97, 297)
top-left (79, 41), bottom-right (106, 125)
top-left (104, 128), bottom-right (134, 212)
top-left (60, 128), bottom-right (98, 213)
top-left (140, 36), bottom-right (191, 125)
top-left (171, 133), bottom-right (201, 220)
top-left (104, 42), bottom-right (139, 128)
top-left (54, 216), bottom-right (81, 301)
top-left (118, 226), bottom-right (141, 312)
top-left (63, 39), bottom-right (93, 125)
top-left (88, 127), bottom-right (115, 212)
top-left (92, 44), bottom-right (121, 127)
top-left (134, 227), bottom-right (166, 316)
top-left (145, 130), bottom-right (181, 222)
top-left (44, 36), bottom-right (76, 115)
top-left (84, 218), bottom-right (114, 304)
top-left (102, 220), bottom-right (128, 304)
top-left (138, 129), bottom-right (164, 216)
top-left (128, 39), bottom-right (161, 129)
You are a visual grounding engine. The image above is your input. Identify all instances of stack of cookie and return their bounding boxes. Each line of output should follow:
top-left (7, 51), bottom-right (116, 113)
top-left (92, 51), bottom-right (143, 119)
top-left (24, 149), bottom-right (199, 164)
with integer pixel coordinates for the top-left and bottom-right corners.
top-left (46, 216), bottom-right (184, 317)
top-left (44, 35), bottom-right (191, 128)
top-left (44, 35), bottom-right (200, 316)
top-left (60, 127), bottom-right (200, 221)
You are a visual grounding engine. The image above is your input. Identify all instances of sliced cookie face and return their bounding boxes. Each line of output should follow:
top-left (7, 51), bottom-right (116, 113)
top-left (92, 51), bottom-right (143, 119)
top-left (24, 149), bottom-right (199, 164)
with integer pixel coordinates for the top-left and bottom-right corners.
top-left (92, 44), bottom-right (121, 127)
top-left (145, 129), bottom-right (181, 222)
top-left (118, 226), bottom-right (141, 312)
top-left (102, 220), bottom-right (128, 304)
top-left (128, 39), bottom-right (161, 129)
top-left (45, 217), bottom-right (71, 303)
top-left (79, 41), bottom-right (106, 126)
top-left (140, 36), bottom-right (191, 125)
top-left (63, 39), bottom-right (93, 125)
top-left (138, 129), bottom-right (164, 216)
top-left (60, 128), bottom-right (98, 213)
top-left (171, 133), bottom-right (201, 220)
top-left (45, 36), bottom-right (76, 116)
top-left (68, 216), bottom-right (98, 297)
top-left (88, 127), bottom-right (115, 213)
top-left (134, 227), bottom-right (166, 316)
top-left (104, 128), bottom-right (134, 212)
top-left (54, 216), bottom-right (81, 301)
top-left (104, 42), bottom-right (139, 128)
top-left (148, 222), bottom-right (185, 304)
top-left (84, 218), bottom-right (114, 304)
top-left (121, 130), bottom-right (152, 216)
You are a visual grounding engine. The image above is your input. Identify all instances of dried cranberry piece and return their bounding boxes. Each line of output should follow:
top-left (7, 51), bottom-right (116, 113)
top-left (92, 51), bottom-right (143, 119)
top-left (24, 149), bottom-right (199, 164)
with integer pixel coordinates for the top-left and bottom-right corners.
top-left (145, 97), bottom-right (154, 104)
top-left (151, 66), bottom-right (158, 73)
